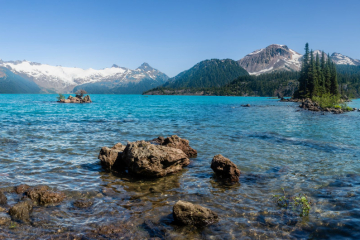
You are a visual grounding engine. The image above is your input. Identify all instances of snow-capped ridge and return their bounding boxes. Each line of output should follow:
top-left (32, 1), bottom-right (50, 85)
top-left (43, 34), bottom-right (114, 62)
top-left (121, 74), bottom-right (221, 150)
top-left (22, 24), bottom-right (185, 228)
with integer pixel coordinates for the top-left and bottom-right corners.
top-left (0, 59), bottom-right (169, 93)
top-left (331, 52), bottom-right (360, 66)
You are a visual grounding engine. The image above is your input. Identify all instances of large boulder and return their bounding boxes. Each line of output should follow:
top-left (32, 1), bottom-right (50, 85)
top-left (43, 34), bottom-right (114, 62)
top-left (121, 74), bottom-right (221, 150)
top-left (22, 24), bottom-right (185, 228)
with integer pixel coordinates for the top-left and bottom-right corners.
top-left (0, 191), bottom-right (7, 205)
top-left (173, 200), bottom-right (219, 227)
top-left (154, 135), bottom-right (197, 158)
top-left (122, 141), bottom-right (190, 177)
top-left (25, 185), bottom-right (65, 205)
top-left (211, 154), bottom-right (240, 182)
top-left (9, 199), bottom-right (33, 221)
top-left (98, 143), bottom-right (126, 171)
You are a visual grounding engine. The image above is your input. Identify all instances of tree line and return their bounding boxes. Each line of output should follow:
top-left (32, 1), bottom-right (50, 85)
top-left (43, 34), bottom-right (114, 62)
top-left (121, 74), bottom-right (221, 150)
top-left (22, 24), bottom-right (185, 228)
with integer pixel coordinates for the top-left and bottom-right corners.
top-left (294, 43), bottom-right (338, 99)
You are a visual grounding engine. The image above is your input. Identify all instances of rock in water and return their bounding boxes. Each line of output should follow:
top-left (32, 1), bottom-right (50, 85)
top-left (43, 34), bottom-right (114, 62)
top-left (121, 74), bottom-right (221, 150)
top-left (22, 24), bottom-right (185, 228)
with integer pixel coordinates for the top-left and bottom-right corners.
top-left (173, 200), bottom-right (219, 226)
top-left (83, 95), bottom-right (92, 103)
top-left (25, 185), bottom-right (65, 205)
top-left (59, 95), bottom-right (92, 103)
top-left (0, 191), bottom-right (7, 205)
top-left (9, 200), bottom-right (33, 221)
top-left (211, 154), bottom-right (240, 182)
top-left (160, 135), bottom-right (197, 158)
top-left (73, 199), bottom-right (93, 208)
top-left (98, 143), bottom-right (126, 171)
top-left (15, 184), bottom-right (31, 194)
top-left (122, 141), bottom-right (190, 177)
top-left (151, 136), bottom-right (165, 145)
top-left (0, 212), bottom-right (11, 225)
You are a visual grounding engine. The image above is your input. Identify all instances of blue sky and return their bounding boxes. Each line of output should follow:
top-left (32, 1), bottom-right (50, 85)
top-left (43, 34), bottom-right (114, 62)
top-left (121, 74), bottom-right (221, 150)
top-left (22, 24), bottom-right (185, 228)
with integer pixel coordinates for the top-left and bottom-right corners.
top-left (0, 0), bottom-right (359, 77)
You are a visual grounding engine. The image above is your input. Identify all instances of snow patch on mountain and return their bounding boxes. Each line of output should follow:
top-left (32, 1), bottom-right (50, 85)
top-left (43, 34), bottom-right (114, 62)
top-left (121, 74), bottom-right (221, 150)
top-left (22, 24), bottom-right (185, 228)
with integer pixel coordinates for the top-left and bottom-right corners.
top-left (0, 60), bottom-right (168, 93)
top-left (331, 52), bottom-right (360, 66)
top-left (0, 61), bottom-right (129, 85)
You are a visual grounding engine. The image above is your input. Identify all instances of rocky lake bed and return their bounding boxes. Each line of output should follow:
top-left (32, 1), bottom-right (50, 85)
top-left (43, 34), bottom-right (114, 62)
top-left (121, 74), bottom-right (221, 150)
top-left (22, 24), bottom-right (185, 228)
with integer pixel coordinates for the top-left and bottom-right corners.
top-left (1, 94), bottom-right (360, 239)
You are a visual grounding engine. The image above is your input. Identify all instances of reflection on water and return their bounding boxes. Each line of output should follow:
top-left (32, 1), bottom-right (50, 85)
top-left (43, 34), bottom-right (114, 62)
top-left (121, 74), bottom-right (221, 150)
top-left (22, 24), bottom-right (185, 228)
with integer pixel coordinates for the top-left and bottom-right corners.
top-left (0, 94), bottom-right (360, 239)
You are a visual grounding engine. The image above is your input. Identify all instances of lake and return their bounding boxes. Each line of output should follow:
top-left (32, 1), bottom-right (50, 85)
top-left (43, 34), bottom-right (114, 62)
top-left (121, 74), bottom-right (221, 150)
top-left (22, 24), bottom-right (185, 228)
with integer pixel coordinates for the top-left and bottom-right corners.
top-left (1, 94), bottom-right (360, 239)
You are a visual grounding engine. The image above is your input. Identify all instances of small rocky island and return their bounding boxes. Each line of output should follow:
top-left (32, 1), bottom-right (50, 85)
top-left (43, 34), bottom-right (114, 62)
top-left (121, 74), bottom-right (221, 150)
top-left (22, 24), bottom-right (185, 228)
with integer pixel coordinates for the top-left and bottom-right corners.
top-left (280, 98), bottom-right (357, 114)
top-left (57, 90), bottom-right (92, 103)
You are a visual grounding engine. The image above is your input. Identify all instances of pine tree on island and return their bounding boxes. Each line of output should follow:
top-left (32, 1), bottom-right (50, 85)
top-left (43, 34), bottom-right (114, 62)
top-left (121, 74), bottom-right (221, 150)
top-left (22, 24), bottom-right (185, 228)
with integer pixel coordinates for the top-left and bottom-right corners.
top-left (292, 43), bottom-right (351, 112)
top-left (294, 43), bottom-right (339, 99)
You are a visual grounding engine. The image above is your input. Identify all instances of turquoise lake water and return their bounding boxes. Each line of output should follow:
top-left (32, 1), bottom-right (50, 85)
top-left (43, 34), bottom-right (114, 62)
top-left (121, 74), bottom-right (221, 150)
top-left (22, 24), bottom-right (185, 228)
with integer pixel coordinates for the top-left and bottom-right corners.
top-left (1, 94), bottom-right (360, 239)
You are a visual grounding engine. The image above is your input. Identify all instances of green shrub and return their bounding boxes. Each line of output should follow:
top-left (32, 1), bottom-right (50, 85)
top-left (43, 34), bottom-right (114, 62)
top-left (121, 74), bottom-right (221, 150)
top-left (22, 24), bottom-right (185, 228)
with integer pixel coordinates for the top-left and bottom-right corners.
top-left (56, 93), bottom-right (65, 101)
top-left (339, 103), bottom-right (353, 111)
top-left (334, 105), bottom-right (341, 109)
top-left (312, 93), bottom-right (340, 108)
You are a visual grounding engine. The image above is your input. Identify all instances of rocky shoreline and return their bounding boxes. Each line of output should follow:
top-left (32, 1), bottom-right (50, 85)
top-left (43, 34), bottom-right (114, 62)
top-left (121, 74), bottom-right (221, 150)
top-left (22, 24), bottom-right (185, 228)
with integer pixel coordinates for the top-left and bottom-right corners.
top-left (0, 135), bottom-right (243, 238)
top-left (280, 97), bottom-right (358, 114)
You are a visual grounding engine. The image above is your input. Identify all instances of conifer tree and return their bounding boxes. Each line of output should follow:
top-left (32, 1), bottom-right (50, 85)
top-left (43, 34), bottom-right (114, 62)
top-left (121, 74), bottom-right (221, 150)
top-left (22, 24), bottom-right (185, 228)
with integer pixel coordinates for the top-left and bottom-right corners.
top-left (325, 54), bottom-right (332, 93)
top-left (314, 53), bottom-right (322, 95)
top-left (307, 50), bottom-right (315, 97)
top-left (294, 44), bottom-right (339, 99)
top-left (330, 61), bottom-right (339, 95)
top-left (321, 52), bottom-right (326, 94)
top-left (296, 43), bottom-right (310, 98)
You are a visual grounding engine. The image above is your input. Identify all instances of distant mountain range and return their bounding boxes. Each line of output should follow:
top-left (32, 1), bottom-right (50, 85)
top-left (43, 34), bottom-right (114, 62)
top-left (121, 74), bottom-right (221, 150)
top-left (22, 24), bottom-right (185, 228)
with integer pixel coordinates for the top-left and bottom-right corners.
top-left (0, 60), bottom-right (168, 94)
top-left (237, 44), bottom-right (360, 75)
top-left (1, 44), bottom-right (359, 94)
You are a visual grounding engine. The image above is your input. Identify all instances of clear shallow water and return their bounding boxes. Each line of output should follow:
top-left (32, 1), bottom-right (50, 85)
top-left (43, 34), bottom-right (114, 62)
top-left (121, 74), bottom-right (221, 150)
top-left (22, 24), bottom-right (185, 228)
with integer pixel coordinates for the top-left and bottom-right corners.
top-left (1, 94), bottom-right (360, 239)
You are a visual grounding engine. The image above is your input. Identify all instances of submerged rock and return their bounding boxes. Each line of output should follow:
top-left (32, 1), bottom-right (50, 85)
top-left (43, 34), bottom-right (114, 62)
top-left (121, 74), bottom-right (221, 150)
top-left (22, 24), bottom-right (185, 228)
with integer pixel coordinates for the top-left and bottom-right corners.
top-left (9, 199), bottom-right (33, 221)
top-left (211, 154), bottom-right (240, 182)
top-left (25, 185), bottom-right (65, 205)
top-left (122, 141), bottom-right (190, 177)
top-left (0, 212), bottom-right (11, 225)
top-left (241, 104), bottom-right (251, 107)
top-left (280, 98), bottom-right (302, 102)
top-left (98, 143), bottom-right (126, 171)
top-left (73, 199), bottom-right (93, 208)
top-left (173, 200), bottom-right (219, 227)
top-left (0, 191), bottom-right (7, 205)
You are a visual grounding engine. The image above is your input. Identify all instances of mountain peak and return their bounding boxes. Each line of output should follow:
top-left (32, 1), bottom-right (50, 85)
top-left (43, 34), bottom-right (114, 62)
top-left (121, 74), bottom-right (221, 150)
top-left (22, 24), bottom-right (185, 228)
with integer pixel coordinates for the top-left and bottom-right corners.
top-left (238, 44), bottom-right (301, 75)
top-left (138, 62), bottom-right (152, 70)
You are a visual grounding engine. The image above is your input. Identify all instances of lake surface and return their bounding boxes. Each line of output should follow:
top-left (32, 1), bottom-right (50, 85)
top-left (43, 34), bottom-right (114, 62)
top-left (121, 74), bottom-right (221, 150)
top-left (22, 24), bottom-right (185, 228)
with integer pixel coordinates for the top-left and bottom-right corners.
top-left (1, 94), bottom-right (360, 239)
